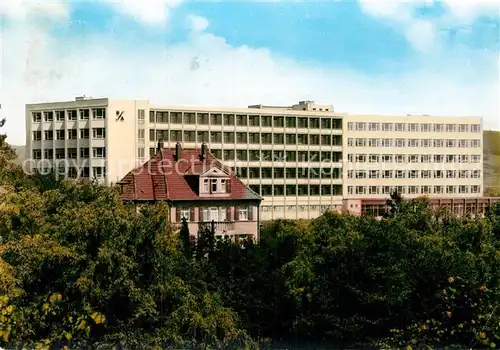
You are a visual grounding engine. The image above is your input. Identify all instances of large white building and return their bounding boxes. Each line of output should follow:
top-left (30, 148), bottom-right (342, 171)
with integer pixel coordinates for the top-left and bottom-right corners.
top-left (26, 97), bottom-right (484, 220)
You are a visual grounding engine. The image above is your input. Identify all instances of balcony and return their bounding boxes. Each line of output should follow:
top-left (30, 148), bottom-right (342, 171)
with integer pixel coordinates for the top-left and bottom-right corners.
top-left (198, 221), bottom-right (235, 235)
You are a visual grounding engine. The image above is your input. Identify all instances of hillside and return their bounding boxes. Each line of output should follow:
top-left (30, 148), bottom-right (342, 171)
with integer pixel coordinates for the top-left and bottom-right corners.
top-left (484, 130), bottom-right (500, 196)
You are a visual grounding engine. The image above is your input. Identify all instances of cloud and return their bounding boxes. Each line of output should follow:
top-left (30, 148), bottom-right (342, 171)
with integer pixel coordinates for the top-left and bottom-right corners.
top-left (0, 0), bottom-right (68, 20)
top-left (0, 6), bottom-right (498, 145)
top-left (188, 15), bottom-right (209, 32)
top-left (101, 0), bottom-right (185, 26)
top-left (357, 0), bottom-right (500, 52)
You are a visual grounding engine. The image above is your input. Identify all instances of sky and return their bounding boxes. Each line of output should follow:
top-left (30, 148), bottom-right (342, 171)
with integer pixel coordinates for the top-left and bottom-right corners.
top-left (0, 0), bottom-right (499, 145)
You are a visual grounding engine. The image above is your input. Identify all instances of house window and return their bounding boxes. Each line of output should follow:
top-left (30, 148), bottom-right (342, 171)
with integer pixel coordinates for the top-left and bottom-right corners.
top-left (210, 207), bottom-right (219, 222)
top-left (180, 207), bottom-right (190, 221)
top-left (238, 206), bottom-right (248, 221)
top-left (92, 108), bottom-right (106, 119)
top-left (211, 179), bottom-right (217, 192)
top-left (92, 147), bottom-right (106, 158)
top-left (203, 179), bottom-right (209, 193)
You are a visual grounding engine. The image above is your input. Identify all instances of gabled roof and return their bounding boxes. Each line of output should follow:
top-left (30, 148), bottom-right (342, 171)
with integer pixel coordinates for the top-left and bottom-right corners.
top-left (119, 147), bottom-right (262, 202)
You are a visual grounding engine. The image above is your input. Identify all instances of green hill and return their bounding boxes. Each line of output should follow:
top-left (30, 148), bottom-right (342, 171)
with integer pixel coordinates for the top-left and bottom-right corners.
top-left (484, 130), bottom-right (500, 196)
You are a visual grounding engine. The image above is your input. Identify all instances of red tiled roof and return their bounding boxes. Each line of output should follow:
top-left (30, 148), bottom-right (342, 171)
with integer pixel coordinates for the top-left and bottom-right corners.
top-left (119, 147), bottom-right (262, 202)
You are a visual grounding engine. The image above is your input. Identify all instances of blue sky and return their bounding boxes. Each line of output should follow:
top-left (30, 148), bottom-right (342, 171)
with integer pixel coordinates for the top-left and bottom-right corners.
top-left (0, 0), bottom-right (499, 144)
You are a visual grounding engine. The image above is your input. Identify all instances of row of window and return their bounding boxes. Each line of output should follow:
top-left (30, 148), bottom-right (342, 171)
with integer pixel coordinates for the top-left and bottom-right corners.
top-left (348, 169), bottom-right (481, 180)
top-left (348, 153), bottom-right (481, 164)
top-left (32, 147), bottom-right (106, 159)
top-left (179, 206), bottom-right (251, 222)
top-left (347, 185), bottom-right (482, 196)
top-left (260, 205), bottom-right (341, 213)
top-left (235, 167), bottom-right (342, 179)
top-left (347, 138), bottom-right (481, 148)
top-left (33, 128), bottom-right (106, 141)
top-left (248, 184), bottom-right (343, 197)
top-left (152, 130), bottom-right (342, 146)
top-left (150, 148), bottom-right (343, 163)
top-left (32, 109), bottom-right (107, 122)
top-left (347, 122), bottom-right (481, 133)
top-left (151, 111), bottom-right (343, 129)
top-left (202, 178), bottom-right (229, 193)
top-left (37, 166), bottom-right (107, 179)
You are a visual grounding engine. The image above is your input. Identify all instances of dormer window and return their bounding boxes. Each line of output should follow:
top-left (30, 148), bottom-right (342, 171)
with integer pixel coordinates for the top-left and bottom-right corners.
top-left (202, 177), bottom-right (230, 194)
top-left (211, 179), bottom-right (218, 192)
top-left (203, 179), bottom-right (209, 192)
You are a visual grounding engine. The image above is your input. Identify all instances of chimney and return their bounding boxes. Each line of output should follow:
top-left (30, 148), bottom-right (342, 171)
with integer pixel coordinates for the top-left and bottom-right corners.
top-left (200, 142), bottom-right (207, 160)
top-left (157, 139), bottom-right (164, 153)
top-left (175, 142), bottom-right (182, 161)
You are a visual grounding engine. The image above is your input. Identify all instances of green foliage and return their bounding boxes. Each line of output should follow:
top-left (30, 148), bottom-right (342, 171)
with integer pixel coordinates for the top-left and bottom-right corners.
top-left (0, 118), bottom-right (499, 348)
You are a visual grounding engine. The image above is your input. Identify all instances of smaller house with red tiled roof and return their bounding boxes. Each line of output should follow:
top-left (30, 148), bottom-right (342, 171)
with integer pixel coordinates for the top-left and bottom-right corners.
top-left (118, 141), bottom-right (263, 241)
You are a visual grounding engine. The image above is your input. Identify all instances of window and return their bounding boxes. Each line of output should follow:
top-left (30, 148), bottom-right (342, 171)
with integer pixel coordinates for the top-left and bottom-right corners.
top-left (409, 155), bottom-right (419, 163)
top-left (80, 148), bottom-right (89, 158)
top-left (32, 111), bottom-right (42, 123)
top-left (32, 149), bottom-right (42, 159)
top-left (459, 170), bottom-right (469, 179)
top-left (347, 122), bottom-right (354, 131)
top-left (434, 139), bottom-right (444, 147)
top-left (92, 147), bottom-right (106, 158)
top-left (458, 185), bottom-right (468, 194)
top-left (434, 186), bottom-right (443, 194)
top-left (355, 154), bottom-right (366, 163)
top-left (408, 186), bottom-right (419, 194)
top-left (356, 171), bottom-right (366, 179)
top-left (369, 170), bottom-right (379, 179)
top-left (421, 170), bottom-right (431, 179)
top-left (381, 139), bottom-right (393, 147)
top-left (458, 124), bottom-right (468, 132)
top-left (368, 138), bottom-right (379, 147)
top-left (395, 138), bottom-right (405, 147)
top-left (434, 170), bottom-right (443, 179)
top-left (446, 139), bottom-right (456, 148)
top-left (92, 167), bottom-right (106, 179)
top-left (44, 130), bottom-right (53, 140)
top-left (92, 108), bottom-right (106, 119)
top-left (203, 179), bottom-right (209, 193)
top-left (33, 131), bottom-right (42, 141)
top-left (382, 154), bottom-right (393, 163)
top-left (421, 186), bottom-right (431, 194)
top-left (396, 170), bottom-right (406, 179)
top-left (408, 123), bottom-right (419, 132)
top-left (395, 155), bottom-right (406, 163)
top-left (44, 111), bottom-right (53, 122)
top-left (446, 124), bottom-right (456, 132)
top-left (471, 185), bottom-right (481, 193)
top-left (137, 129), bottom-right (145, 140)
top-left (347, 170), bottom-right (354, 179)
top-left (355, 122), bottom-right (366, 131)
top-left (472, 170), bottom-right (481, 179)
top-left (395, 123), bottom-right (405, 132)
top-left (382, 170), bottom-right (392, 179)
top-left (446, 170), bottom-right (456, 179)
top-left (138, 148), bottom-right (145, 158)
top-left (348, 186), bottom-right (353, 195)
top-left (421, 155), bottom-right (431, 163)
top-left (210, 207), bottom-right (219, 221)
top-left (434, 124), bottom-right (444, 132)
top-left (382, 186), bottom-right (391, 194)
top-left (446, 185), bottom-right (456, 194)
top-left (458, 139), bottom-right (468, 148)
top-left (68, 148), bottom-right (77, 159)
top-left (382, 123), bottom-right (393, 131)
top-left (138, 109), bottom-right (145, 123)
top-left (93, 128), bottom-right (106, 139)
top-left (347, 138), bottom-right (354, 147)
top-left (180, 207), bottom-right (190, 221)
top-left (369, 154), bottom-right (379, 163)
top-left (409, 170), bottom-right (418, 179)
top-left (471, 155), bottom-right (481, 163)
top-left (238, 206), bottom-right (249, 221)
top-left (470, 124), bottom-right (481, 133)
top-left (421, 139), bottom-right (431, 147)
top-left (471, 140), bottom-right (481, 148)
top-left (408, 139), bottom-right (419, 147)
top-left (421, 123), bottom-right (431, 132)
top-left (458, 155), bottom-right (468, 163)
top-left (369, 186), bottom-right (379, 195)
top-left (211, 179), bottom-right (217, 192)
top-left (80, 129), bottom-right (89, 139)
top-left (79, 109), bottom-right (90, 120)
top-left (67, 129), bottom-right (77, 139)
top-left (44, 149), bottom-right (53, 159)
top-left (356, 138), bottom-right (366, 147)
top-left (67, 110), bottom-right (77, 121)
top-left (434, 155), bottom-right (444, 163)
top-left (55, 148), bottom-right (65, 159)
top-left (55, 110), bottom-right (65, 121)
top-left (446, 155), bottom-right (456, 163)
top-left (369, 122), bottom-right (379, 131)
top-left (356, 186), bottom-right (366, 195)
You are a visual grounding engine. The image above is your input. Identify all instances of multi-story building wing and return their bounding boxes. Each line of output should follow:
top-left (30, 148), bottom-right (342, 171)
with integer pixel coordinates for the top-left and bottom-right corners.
top-left (26, 96), bottom-right (149, 184)
top-left (148, 100), bottom-right (344, 221)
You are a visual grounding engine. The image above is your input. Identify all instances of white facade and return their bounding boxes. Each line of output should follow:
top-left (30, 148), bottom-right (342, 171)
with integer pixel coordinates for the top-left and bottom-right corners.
top-left (25, 97), bottom-right (484, 221)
